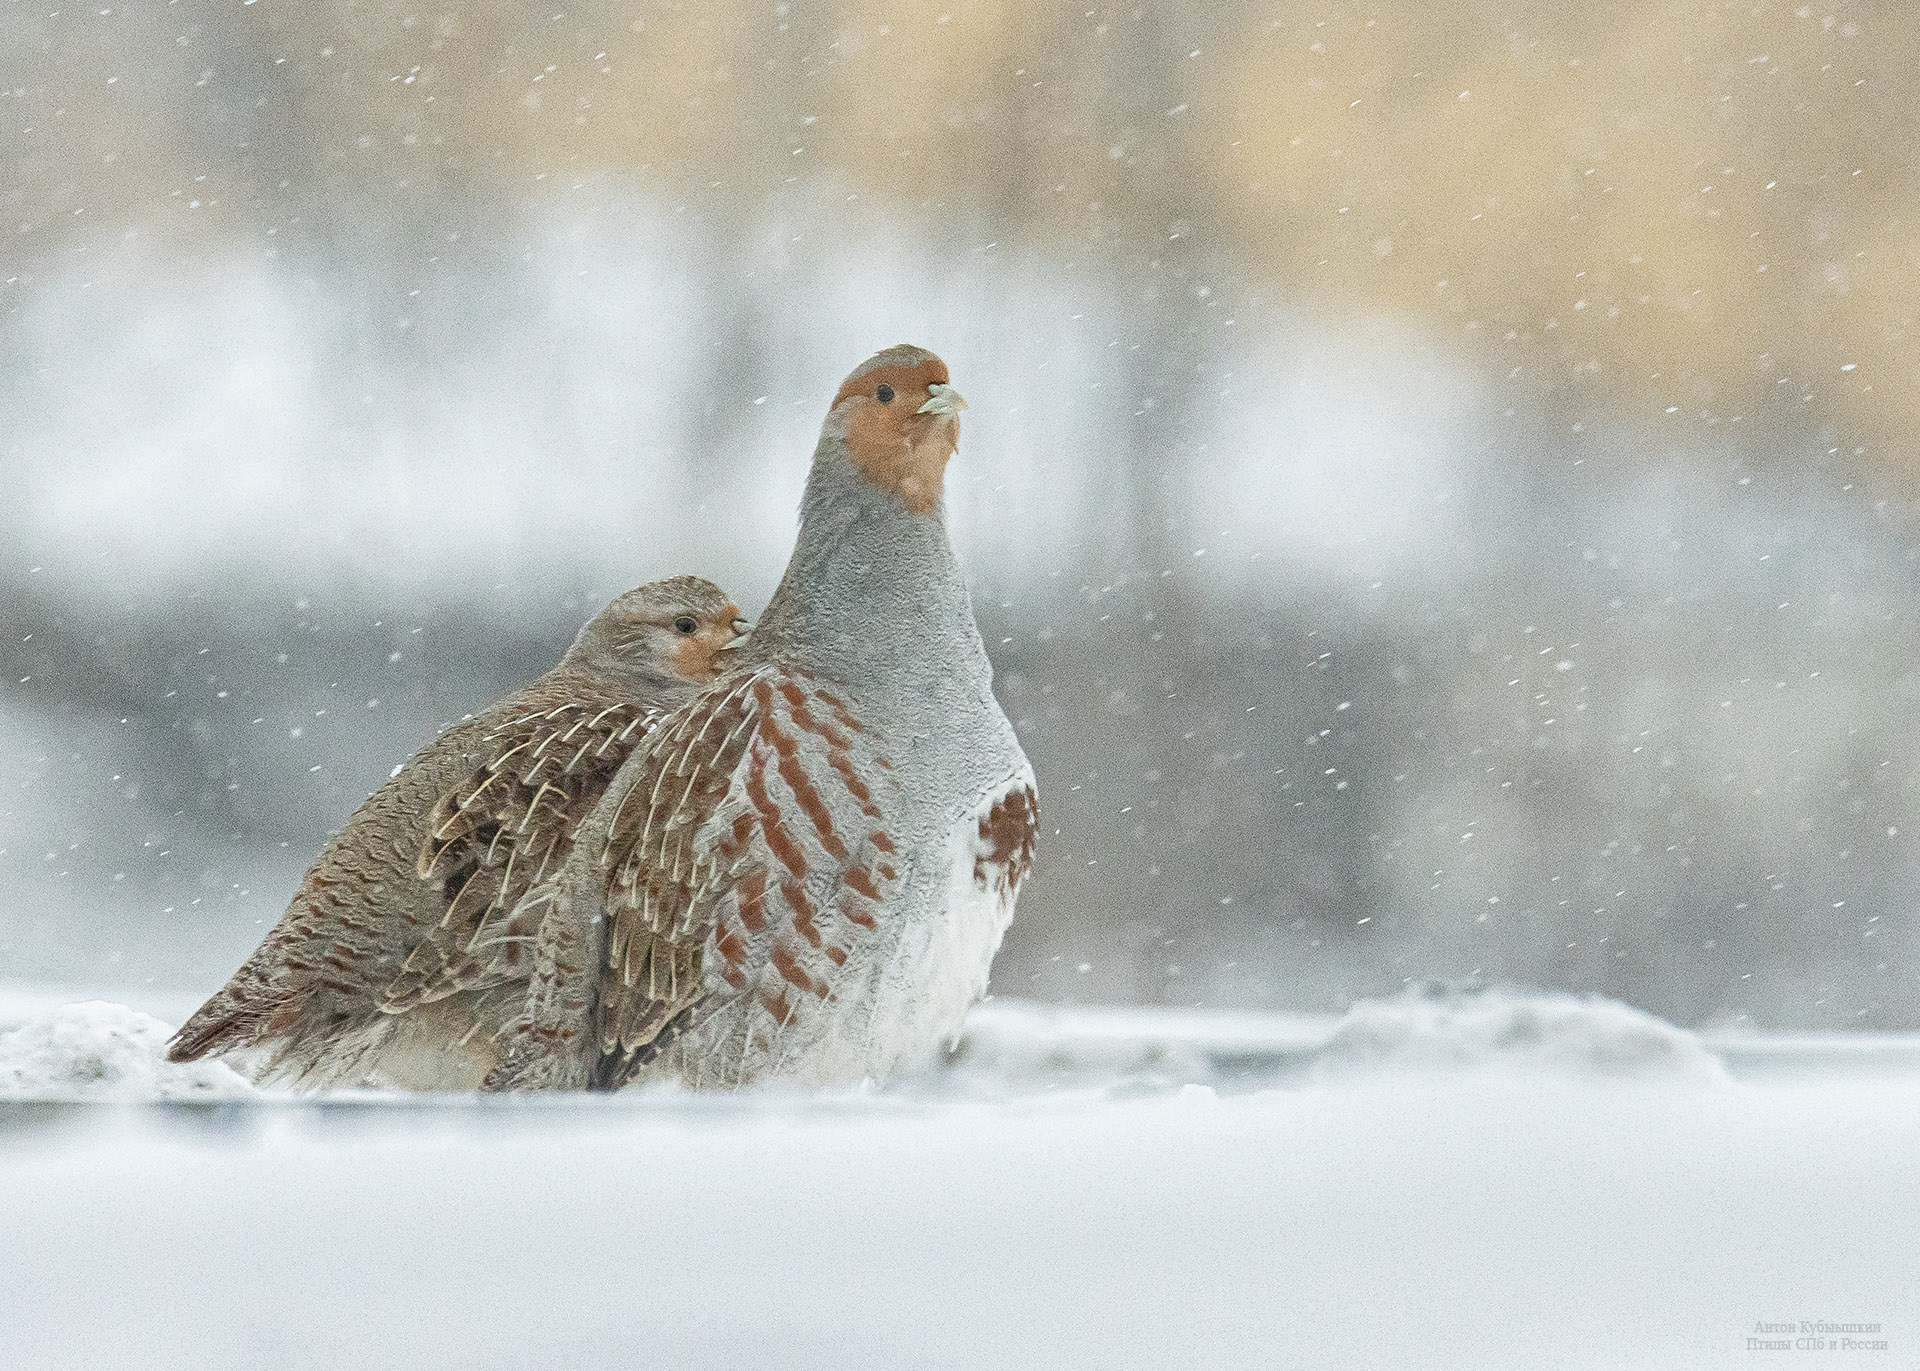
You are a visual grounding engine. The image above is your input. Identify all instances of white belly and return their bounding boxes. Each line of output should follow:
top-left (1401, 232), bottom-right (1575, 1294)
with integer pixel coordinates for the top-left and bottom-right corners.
top-left (847, 805), bottom-right (1021, 1076)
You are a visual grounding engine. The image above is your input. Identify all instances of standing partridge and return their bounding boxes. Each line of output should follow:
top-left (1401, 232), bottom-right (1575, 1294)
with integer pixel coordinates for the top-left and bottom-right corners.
top-left (491, 345), bottom-right (1037, 1090)
top-left (166, 576), bottom-right (748, 1088)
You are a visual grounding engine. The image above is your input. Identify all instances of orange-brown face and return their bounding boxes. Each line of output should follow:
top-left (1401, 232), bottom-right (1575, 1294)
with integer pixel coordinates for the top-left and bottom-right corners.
top-left (832, 354), bottom-right (966, 515)
top-left (666, 600), bottom-right (749, 680)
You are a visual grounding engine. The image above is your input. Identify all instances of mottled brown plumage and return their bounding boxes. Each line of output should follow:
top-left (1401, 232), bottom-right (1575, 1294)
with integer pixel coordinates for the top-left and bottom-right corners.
top-left (167, 576), bottom-right (745, 1088)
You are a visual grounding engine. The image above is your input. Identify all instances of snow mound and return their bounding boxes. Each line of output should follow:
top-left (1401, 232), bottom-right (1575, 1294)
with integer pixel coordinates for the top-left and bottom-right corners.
top-left (1311, 986), bottom-right (1729, 1083)
top-left (0, 1002), bottom-right (254, 1102)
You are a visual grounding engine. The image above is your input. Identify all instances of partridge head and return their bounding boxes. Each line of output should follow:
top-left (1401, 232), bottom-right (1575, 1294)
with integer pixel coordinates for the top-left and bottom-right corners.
top-left (828, 345), bottom-right (969, 516)
top-left (563, 574), bottom-right (751, 689)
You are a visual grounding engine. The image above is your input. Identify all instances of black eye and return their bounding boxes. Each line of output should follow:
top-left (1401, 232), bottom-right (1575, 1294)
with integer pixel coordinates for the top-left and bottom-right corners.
top-left (673, 616), bottom-right (697, 635)
top-left (876, 383), bottom-right (895, 404)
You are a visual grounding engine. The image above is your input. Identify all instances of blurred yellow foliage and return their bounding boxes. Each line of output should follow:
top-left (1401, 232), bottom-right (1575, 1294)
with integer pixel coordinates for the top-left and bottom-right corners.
top-left (1212, 3), bottom-right (1918, 448)
top-left (7, 0), bottom-right (1916, 458)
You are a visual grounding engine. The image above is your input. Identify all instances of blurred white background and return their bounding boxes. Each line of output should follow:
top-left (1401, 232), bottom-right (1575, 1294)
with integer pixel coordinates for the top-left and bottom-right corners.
top-left (5, 0), bottom-right (1920, 1029)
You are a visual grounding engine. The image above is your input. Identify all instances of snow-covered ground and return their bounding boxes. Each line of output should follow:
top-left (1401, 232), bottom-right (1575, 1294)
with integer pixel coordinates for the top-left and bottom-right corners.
top-left (1, 989), bottom-right (1915, 1370)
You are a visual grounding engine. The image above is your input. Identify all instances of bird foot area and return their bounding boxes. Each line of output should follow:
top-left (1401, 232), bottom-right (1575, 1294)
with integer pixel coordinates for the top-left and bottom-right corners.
top-left (5, 981), bottom-right (1918, 1099)
top-left (0, 982), bottom-right (1746, 1100)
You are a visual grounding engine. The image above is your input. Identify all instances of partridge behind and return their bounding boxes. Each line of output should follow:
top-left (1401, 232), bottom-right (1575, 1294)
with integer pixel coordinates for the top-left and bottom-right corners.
top-left (167, 576), bottom-right (746, 1088)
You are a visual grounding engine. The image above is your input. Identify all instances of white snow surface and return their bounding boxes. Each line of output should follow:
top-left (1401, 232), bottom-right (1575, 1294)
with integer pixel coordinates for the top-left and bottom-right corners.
top-left (1, 991), bottom-right (1916, 1369)
top-left (0, 1001), bottom-right (253, 1102)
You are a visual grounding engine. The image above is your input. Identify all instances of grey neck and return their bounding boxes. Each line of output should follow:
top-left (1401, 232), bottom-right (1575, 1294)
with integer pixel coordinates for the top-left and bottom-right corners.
top-left (752, 422), bottom-right (992, 716)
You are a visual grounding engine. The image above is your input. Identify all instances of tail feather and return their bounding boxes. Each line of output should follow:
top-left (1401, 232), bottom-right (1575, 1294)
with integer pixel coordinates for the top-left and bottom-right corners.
top-left (166, 993), bottom-right (258, 1064)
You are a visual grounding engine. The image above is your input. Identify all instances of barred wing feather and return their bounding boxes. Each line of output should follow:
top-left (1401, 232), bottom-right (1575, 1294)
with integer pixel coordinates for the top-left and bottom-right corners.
top-left (592, 666), bottom-right (905, 1086)
top-left (381, 700), bottom-right (660, 1014)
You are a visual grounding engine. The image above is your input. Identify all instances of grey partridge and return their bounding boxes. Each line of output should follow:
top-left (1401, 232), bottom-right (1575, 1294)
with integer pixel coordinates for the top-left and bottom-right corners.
top-left (167, 576), bottom-right (747, 1088)
top-left (490, 346), bottom-right (1037, 1091)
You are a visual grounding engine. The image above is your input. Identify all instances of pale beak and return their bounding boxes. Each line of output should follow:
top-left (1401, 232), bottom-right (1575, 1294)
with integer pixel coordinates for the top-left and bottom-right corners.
top-left (721, 617), bottom-right (753, 650)
top-left (917, 383), bottom-right (968, 417)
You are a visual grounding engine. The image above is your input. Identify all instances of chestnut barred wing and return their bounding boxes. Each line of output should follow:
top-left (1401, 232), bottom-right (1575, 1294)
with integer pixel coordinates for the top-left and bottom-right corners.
top-left (973, 780), bottom-right (1039, 911)
top-left (593, 666), bottom-right (906, 1086)
top-left (381, 700), bottom-right (662, 1014)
